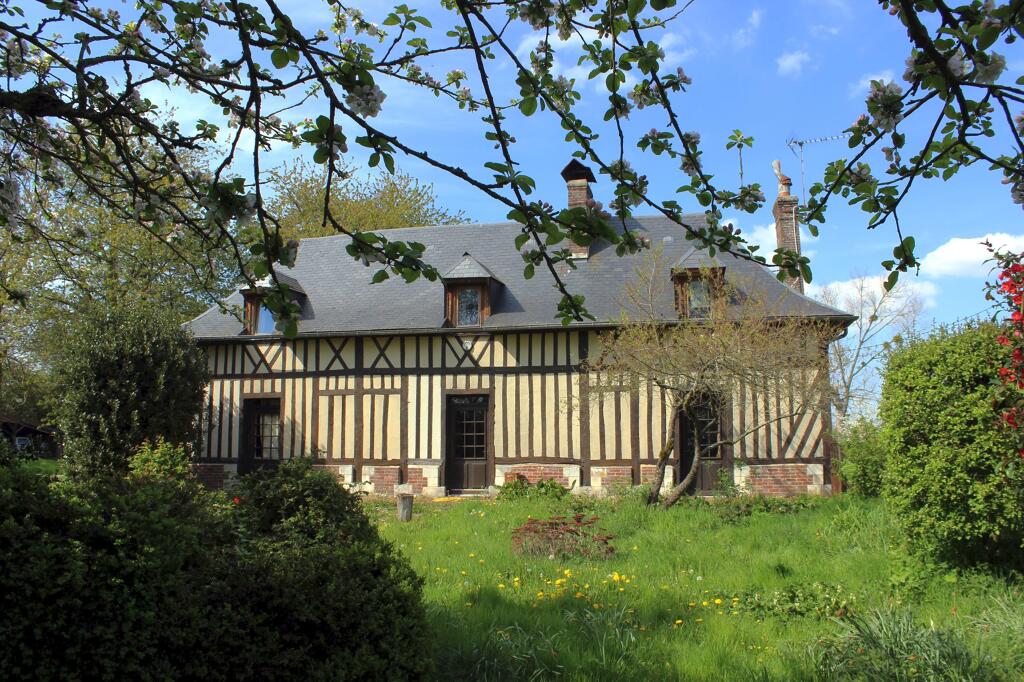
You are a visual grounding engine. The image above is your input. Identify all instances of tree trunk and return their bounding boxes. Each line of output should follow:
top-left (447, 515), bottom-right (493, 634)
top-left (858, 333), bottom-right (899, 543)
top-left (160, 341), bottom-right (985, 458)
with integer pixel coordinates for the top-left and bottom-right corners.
top-left (661, 421), bottom-right (702, 509)
top-left (646, 408), bottom-right (679, 505)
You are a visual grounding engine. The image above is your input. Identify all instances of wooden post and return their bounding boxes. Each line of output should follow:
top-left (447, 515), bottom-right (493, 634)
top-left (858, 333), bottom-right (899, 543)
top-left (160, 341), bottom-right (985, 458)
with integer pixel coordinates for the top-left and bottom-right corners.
top-left (396, 493), bottom-right (413, 522)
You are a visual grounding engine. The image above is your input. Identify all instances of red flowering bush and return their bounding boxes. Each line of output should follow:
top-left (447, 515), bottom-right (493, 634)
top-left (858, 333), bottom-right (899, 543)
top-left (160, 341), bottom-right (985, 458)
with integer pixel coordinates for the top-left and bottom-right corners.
top-left (511, 513), bottom-right (614, 559)
top-left (985, 246), bottom-right (1024, 466)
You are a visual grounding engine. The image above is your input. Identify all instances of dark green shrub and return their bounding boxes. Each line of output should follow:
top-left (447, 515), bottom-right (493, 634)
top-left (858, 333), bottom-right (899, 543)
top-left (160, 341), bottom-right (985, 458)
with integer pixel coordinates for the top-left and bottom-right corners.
top-left (835, 418), bottom-right (887, 496)
top-left (233, 457), bottom-right (376, 543)
top-left (813, 609), bottom-right (999, 681)
top-left (51, 303), bottom-right (209, 476)
top-left (880, 323), bottom-right (1024, 566)
top-left (0, 454), bottom-right (430, 681)
top-left (497, 475), bottom-right (570, 501)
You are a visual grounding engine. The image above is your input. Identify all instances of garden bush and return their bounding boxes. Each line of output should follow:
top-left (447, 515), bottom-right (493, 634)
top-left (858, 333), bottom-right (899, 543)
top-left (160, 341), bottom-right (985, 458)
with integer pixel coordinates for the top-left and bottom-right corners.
top-left (880, 323), bottom-right (1024, 566)
top-left (0, 456), bottom-right (430, 681)
top-left (835, 418), bottom-right (887, 496)
top-left (709, 493), bottom-right (825, 524)
top-left (51, 303), bottom-right (209, 477)
top-left (511, 513), bottom-right (614, 559)
top-left (496, 476), bottom-right (569, 501)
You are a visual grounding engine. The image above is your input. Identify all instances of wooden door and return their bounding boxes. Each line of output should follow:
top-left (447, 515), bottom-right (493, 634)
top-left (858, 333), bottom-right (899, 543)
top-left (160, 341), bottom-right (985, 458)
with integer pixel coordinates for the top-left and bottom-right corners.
top-left (239, 398), bottom-right (281, 476)
top-left (676, 402), bottom-right (725, 494)
top-left (445, 394), bottom-right (490, 492)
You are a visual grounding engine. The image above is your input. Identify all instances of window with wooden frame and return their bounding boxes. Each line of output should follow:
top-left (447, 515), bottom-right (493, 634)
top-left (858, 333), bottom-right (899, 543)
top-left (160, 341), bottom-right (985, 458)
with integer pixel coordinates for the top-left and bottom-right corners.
top-left (241, 398), bottom-right (281, 460)
top-left (673, 268), bottom-right (724, 319)
top-left (243, 293), bottom-right (279, 335)
top-left (445, 282), bottom-right (490, 327)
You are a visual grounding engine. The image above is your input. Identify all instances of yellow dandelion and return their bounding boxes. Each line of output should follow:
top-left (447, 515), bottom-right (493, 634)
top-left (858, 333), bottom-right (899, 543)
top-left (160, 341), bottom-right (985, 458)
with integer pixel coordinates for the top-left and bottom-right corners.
top-left (575, 592), bottom-right (584, 599)
top-left (497, 584), bottom-right (506, 589)
top-left (674, 619), bottom-right (683, 625)
top-left (702, 601), bottom-right (709, 607)
top-left (714, 598), bottom-right (723, 605)
top-left (563, 569), bottom-right (573, 578)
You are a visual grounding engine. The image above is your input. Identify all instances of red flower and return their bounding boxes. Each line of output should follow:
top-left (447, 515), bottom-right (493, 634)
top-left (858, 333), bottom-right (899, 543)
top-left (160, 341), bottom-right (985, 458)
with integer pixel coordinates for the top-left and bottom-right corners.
top-left (997, 335), bottom-right (1011, 346)
top-left (232, 496), bottom-right (241, 505)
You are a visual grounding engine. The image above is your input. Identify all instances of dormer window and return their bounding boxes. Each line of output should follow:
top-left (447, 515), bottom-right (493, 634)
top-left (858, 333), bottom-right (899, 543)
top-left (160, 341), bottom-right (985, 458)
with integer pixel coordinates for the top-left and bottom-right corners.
top-left (674, 268), bottom-right (724, 319)
top-left (441, 252), bottom-right (501, 328)
top-left (241, 271), bottom-right (305, 336)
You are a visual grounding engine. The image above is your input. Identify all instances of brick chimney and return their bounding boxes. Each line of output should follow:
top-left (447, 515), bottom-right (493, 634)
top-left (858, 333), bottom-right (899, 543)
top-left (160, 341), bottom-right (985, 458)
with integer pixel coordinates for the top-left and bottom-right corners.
top-left (561, 159), bottom-right (597, 259)
top-left (771, 160), bottom-right (803, 294)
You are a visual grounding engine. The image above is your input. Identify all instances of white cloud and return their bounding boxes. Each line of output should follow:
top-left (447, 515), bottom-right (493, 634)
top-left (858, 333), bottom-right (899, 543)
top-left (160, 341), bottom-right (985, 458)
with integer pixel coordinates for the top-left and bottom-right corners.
top-left (809, 24), bottom-right (840, 38)
top-left (732, 10), bottom-right (762, 48)
top-left (920, 232), bottom-right (1024, 279)
top-left (848, 69), bottom-right (894, 98)
top-left (807, 275), bottom-right (939, 312)
top-left (776, 51), bottom-right (810, 76)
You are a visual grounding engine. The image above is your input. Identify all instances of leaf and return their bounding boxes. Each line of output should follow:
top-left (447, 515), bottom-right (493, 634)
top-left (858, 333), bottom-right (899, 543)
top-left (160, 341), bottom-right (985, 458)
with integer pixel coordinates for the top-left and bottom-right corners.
top-left (371, 269), bottom-right (389, 283)
top-left (518, 97), bottom-right (538, 116)
top-left (514, 233), bottom-right (530, 250)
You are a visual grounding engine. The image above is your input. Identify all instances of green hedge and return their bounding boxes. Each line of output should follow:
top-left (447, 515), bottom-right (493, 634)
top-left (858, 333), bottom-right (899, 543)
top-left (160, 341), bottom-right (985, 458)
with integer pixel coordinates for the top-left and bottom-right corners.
top-left (0, 455), bottom-right (430, 680)
top-left (835, 418), bottom-right (887, 497)
top-left (51, 304), bottom-right (209, 477)
top-left (880, 323), bottom-right (1024, 566)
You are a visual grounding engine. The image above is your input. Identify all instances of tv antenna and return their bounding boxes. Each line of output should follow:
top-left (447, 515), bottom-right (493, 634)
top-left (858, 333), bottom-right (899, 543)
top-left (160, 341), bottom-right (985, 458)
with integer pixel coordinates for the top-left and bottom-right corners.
top-left (786, 132), bottom-right (850, 200)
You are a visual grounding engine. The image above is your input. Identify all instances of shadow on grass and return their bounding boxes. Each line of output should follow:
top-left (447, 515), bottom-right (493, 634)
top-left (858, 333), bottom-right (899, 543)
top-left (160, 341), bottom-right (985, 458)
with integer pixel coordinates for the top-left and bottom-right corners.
top-left (425, 586), bottom-right (816, 682)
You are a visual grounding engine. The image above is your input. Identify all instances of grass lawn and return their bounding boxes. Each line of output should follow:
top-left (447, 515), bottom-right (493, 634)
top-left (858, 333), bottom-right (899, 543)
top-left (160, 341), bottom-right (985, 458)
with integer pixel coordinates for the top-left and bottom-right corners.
top-left (366, 493), bottom-right (1023, 681)
top-left (18, 458), bottom-right (61, 476)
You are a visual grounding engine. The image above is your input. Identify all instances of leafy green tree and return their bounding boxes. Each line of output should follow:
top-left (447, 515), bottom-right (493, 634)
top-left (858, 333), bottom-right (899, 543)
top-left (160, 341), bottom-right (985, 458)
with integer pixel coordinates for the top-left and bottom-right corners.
top-left (269, 160), bottom-right (466, 239)
top-left (51, 304), bottom-right (209, 476)
top-left (880, 323), bottom-right (1024, 566)
top-left (2, 2), bottom-right (1017, 332)
top-left (835, 418), bottom-right (888, 497)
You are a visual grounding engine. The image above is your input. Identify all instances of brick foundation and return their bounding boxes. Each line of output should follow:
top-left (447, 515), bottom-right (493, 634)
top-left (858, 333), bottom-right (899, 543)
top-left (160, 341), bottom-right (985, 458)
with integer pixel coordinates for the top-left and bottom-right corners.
top-left (736, 462), bottom-right (828, 496)
top-left (364, 465), bottom-right (401, 495)
top-left (590, 465), bottom-right (633, 490)
top-left (311, 463), bottom-right (347, 482)
top-left (406, 466), bottom-right (428, 493)
top-left (194, 463), bottom-right (226, 489)
top-left (494, 463), bottom-right (582, 489)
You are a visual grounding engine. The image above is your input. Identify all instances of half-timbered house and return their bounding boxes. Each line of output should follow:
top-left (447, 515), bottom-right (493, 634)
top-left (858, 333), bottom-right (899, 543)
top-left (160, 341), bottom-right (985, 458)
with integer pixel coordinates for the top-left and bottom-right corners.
top-left (186, 162), bottom-right (854, 496)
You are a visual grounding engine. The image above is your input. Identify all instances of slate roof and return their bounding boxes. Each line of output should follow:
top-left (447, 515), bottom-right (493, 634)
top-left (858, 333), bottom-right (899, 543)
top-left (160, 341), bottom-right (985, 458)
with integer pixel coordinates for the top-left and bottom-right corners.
top-left (442, 252), bottom-right (501, 282)
top-left (186, 214), bottom-right (855, 340)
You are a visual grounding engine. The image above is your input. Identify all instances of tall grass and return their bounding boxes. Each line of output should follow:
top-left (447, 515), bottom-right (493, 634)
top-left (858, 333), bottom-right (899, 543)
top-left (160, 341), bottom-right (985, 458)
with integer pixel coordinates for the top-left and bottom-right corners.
top-left (367, 494), bottom-right (1022, 681)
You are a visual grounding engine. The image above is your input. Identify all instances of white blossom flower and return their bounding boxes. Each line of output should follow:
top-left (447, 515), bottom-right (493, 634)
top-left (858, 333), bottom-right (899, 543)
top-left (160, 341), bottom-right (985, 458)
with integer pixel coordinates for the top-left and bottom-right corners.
top-left (947, 51), bottom-right (968, 78)
top-left (974, 52), bottom-right (1005, 83)
top-left (867, 80), bottom-right (904, 132)
top-left (345, 84), bottom-right (386, 117)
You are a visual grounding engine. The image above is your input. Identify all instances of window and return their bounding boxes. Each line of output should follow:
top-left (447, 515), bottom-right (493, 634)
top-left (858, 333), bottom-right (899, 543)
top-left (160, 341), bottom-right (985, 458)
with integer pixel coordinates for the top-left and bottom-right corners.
top-left (456, 287), bottom-right (481, 326)
top-left (256, 305), bottom-right (276, 334)
top-left (243, 398), bottom-right (281, 460)
top-left (674, 268), bottom-right (724, 319)
top-left (686, 280), bottom-right (711, 318)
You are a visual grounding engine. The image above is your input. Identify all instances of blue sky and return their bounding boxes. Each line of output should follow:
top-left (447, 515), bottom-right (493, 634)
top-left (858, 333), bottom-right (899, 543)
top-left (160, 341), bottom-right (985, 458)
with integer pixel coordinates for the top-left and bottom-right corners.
top-left (108, 1), bottom-right (1024, 323)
